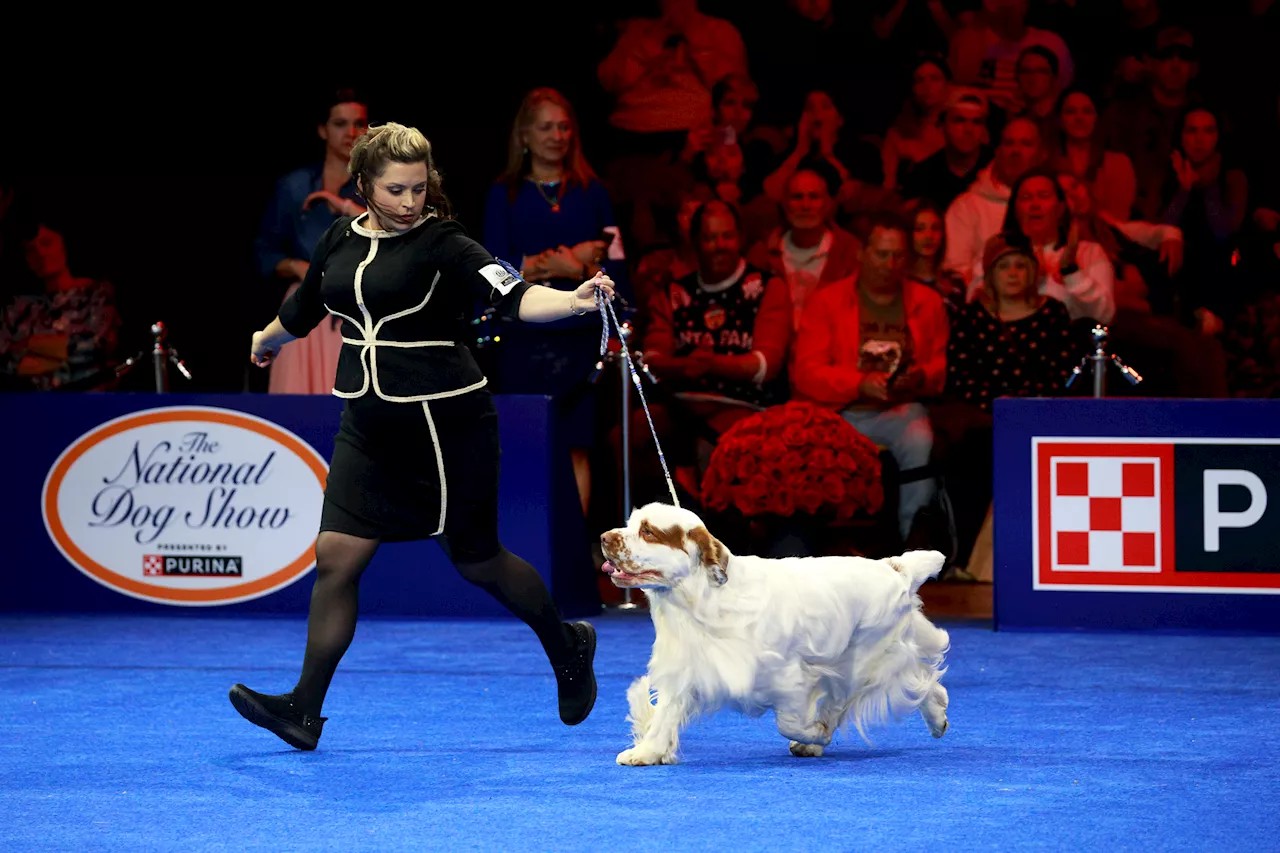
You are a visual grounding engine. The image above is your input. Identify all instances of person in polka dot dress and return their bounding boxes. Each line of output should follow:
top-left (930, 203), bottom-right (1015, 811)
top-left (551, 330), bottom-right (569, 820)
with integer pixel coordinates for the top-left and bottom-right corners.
top-left (947, 232), bottom-right (1077, 412)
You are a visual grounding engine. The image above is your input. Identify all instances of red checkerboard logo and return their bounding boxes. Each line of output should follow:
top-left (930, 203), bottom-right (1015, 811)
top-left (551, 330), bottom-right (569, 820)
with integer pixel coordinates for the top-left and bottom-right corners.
top-left (142, 555), bottom-right (164, 576)
top-left (1035, 442), bottom-right (1175, 587)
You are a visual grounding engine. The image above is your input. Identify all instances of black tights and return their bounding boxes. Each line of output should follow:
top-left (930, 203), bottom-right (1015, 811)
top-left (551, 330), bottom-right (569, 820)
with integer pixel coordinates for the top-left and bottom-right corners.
top-left (289, 531), bottom-right (575, 716)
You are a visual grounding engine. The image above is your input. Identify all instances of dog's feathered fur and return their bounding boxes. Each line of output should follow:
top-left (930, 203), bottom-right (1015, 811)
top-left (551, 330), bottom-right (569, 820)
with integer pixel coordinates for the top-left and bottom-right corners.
top-left (600, 503), bottom-right (951, 765)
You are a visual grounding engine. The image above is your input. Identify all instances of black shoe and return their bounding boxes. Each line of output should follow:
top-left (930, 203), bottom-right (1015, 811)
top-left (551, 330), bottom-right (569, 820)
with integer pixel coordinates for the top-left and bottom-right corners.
top-left (229, 684), bottom-right (326, 750)
top-left (553, 621), bottom-right (597, 726)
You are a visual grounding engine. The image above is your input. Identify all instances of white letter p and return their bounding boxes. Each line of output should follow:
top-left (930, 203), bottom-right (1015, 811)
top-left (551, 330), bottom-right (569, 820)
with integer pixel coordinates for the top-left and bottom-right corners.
top-left (1203, 470), bottom-right (1267, 553)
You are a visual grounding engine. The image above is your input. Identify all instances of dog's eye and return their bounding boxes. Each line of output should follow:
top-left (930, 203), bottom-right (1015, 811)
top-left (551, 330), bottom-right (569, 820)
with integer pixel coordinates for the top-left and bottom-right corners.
top-left (639, 525), bottom-right (655, 541)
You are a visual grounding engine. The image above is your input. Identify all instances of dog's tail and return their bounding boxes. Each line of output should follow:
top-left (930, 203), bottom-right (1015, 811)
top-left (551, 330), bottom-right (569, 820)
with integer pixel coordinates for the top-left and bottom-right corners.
top-left (888, 550), bottom-right (947, 595)
top-left (625, 676), bottom-right (657, 745)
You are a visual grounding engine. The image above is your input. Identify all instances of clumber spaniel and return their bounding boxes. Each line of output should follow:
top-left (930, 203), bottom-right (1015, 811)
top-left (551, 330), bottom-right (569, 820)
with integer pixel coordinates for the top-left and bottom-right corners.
top-left (600, 503), bottom-right (951, 766)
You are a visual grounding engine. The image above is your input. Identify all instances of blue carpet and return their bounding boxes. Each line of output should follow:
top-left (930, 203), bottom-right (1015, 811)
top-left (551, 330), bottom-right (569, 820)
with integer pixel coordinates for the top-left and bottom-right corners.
top-left (2, 613), bottom-right (1278, 852)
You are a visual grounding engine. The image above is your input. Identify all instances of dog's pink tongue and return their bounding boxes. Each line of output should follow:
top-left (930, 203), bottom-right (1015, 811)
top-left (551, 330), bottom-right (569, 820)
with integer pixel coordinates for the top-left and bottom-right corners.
top-left (601, 560), bottom-right (617, 574)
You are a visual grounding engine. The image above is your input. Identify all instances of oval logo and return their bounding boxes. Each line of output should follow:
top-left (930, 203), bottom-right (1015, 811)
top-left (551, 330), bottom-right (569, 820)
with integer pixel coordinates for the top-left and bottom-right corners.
top-left (42, 407), bottom-right (328, 606)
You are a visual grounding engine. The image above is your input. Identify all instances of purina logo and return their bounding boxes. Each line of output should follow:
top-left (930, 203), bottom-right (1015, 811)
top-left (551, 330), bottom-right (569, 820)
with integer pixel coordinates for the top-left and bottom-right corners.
top-left (1033, 439), bottom-right (1280, 594)
top-left (42, 407), bottom-right (327, 606)
top-left (144, 555), bottom-right (243, 576)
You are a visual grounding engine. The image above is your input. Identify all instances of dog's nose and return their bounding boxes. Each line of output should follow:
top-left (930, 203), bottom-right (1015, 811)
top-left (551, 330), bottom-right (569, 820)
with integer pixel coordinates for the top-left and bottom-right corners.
top-left (600, 530), bottom-right (619, 549)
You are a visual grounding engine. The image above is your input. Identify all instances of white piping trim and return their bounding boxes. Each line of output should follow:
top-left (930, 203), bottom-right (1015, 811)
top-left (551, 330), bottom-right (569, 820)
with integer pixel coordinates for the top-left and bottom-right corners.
top-left (371, 376), bottom-right (488, 404)
top-left (422, 401), bottom-right (448, 535)
top-left (342, 339), bottom-right (455, 349)
top-left (374, 272), bottom-right (441, 335)
top-left (350, 212), bottom-right (434, 239)
top-left (750, 350), bottom-right (768, 384)
top-left (327, 261), bottom-right (477, 400)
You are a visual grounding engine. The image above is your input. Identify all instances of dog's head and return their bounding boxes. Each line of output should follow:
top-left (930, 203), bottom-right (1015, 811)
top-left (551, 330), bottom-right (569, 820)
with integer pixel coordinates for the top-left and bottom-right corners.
top-left (599, 503), bottom-right (730, 590)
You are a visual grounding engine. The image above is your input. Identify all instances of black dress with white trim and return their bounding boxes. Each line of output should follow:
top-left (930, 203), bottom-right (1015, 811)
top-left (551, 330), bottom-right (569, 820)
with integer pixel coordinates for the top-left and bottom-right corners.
top-left (279, 213), bottom-right (531, 558)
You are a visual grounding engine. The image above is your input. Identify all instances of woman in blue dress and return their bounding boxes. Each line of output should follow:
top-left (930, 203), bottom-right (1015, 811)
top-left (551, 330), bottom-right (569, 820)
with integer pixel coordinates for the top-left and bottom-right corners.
top-left (482, 88), bottom-right (631, 515)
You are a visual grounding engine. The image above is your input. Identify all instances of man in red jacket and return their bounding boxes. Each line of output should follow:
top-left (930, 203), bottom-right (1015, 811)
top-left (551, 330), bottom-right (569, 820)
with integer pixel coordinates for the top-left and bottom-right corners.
top-left (791, 211), bottom-right (950, 542)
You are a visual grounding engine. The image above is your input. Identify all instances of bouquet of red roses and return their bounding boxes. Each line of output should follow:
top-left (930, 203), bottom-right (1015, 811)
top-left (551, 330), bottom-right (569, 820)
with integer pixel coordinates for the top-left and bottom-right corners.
top-left (700, 401), bottom-right (885, 521)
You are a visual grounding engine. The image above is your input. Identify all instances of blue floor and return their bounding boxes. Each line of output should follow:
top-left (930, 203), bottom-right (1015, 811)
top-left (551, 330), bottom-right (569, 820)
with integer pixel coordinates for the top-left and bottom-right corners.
top-left (3, 613), bottom-right (1278, 852)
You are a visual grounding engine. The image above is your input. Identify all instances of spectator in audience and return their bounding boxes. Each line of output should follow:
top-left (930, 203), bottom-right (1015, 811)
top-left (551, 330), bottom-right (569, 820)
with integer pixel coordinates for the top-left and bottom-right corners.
top-left (949, 0), bottom-right (1075, 114)
top-left (483, 87), bottom-right (629, 516)
top-left (1060, 172), bottom-right (1230, 397)
top-left (253, 88), bottom-right (368, 394)
top-left (763, 91), bottom-right (886, 214)
top-left (1013, 46), bottom-right (1062, 132)
top-left (631, 187), bottom-right (707, 331)
top-left (902, 90), bottom-right (992, 211)
top-left (597, 0), bottom-right (747, 158)
top-left (1157, 105), bottom-right (1249, 336)
top-left (944, 116), bottom-right (1044, 289)
top-left (882, 53), bottom-right (952, 192)
top-left (635, 200), bottom-right (792, 500)
top-left (791, 211), bottom-right (948, 542)
top-left (0, 225), bottom-right (120, 391)
top-left (948, 232), bottom-right (1076, 411)
top-left (906, 199), bottom-right (968, 315)
top-left (1049, 89), bottom-right (1138, 221)
top-left (746, 161), bottom-right (862, 329)
top-left (680, 75), bottom-right (777, 199)
top-left (999, 166), bottom-right (1115, 323)
top-left (1104, 26), bottom-right (1201, 222)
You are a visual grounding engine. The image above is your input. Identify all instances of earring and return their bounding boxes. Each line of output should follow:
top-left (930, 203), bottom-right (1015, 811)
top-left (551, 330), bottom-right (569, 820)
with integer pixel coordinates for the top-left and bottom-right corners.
top-left (523, 145), bottom-right (528, 154)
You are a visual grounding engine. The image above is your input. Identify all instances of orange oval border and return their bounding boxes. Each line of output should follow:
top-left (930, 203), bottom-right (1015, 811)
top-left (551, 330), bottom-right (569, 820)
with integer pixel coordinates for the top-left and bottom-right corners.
top-left (42, 407), bottom-right (328, 605)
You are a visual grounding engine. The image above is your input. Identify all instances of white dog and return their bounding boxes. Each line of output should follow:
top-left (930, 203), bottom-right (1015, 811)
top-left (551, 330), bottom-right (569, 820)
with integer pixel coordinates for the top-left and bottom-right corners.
top-left (600, 502), bottom-right (951, 766)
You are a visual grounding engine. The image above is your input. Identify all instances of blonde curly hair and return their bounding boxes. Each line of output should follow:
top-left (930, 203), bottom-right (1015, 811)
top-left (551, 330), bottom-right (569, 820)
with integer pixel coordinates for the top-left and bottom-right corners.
top-left (349, 122), bottom-right (453, 219)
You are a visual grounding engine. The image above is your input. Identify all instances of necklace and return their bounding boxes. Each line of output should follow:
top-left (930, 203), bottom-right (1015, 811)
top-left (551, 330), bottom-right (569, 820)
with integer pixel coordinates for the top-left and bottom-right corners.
top-left (532, 177), bottom-right (564, 213)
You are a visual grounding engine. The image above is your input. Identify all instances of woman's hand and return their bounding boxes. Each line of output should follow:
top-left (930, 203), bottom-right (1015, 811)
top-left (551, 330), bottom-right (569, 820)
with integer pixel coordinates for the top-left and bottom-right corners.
top-left (542, 245), bottom-right (590, 279)
top-left (568, 239), bottom-right (608, 267)
top-left (302, 191), bottom-right (364, 218)
top-left (570, 271), bottom-right (616, 315)
top-left (1172, 151), bottom-right (1198, 192)
top-left (250, 327), bottom-right (293, 367)
top-left (1061, 219), bottom-right (1081, 270)
top-left (1158, 238), bottom-right (1184, 276)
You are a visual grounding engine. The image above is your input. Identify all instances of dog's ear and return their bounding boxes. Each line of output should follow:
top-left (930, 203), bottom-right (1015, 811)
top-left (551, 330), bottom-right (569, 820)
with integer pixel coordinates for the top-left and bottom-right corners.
top-left (687, 526), bottom-right (729, 585)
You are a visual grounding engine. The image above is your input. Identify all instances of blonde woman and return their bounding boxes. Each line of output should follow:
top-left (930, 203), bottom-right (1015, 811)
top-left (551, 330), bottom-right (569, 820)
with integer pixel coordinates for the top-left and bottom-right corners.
top-left (483, 88), bottom-right (628, 518)
top-left (232, 124), bottom-right (615, 750)
top-left (947, 232), bottom-right (1076, 412)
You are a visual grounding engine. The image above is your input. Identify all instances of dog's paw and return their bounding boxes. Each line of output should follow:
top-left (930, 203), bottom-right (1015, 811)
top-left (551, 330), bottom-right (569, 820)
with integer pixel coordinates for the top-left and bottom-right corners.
top-left (789, 741), bottom-right (825, 758)
top-left (616, 746), bottom-right (676, 766)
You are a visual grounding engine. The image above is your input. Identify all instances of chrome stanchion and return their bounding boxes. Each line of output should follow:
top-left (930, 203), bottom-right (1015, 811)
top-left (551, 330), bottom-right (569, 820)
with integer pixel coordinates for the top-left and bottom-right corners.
top-left (1066, 324), bottom-right (1142, 398)
top-left (144, 322), bottom-right (195, 393)
top-left (595, 319), bottom-right (659, 612)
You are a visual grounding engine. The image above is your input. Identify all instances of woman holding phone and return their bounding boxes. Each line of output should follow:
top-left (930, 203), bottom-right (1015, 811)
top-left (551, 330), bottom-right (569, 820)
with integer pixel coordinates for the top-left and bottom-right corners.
top-left (482, 88), bottom-right (632, 522)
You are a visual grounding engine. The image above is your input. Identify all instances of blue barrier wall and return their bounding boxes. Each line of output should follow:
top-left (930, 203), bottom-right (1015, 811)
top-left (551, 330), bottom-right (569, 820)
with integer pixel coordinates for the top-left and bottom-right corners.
top-left (993, 398), bottom-right (1280, 633)
top-left (3, 393), bottom-right (599, 619)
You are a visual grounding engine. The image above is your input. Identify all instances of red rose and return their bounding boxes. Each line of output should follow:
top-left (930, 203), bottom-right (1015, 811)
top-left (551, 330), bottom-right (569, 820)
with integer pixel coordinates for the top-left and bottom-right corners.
top-left (821, 474), bottom-right (846, 504)
top-left (733, 491), bottom-right (759, 515)
top-left (797, 488), bottom-right (825, 515)
top-left (742, 474), bottom-right (770, 503)
top-left (809, 447), bottom-right (836, 471)
top-left (735, 454), bottom-right (759, 481)
top-left (779, 452), bottom-right (806, 475)
top-left (834, 451), bottom-right (858, 472)
top-left (761, 438), bottom-right (787, 459)
top-left (771, 488), bottom-right (797, 516)
top-left (781, 424), bottom-right (808, 447)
